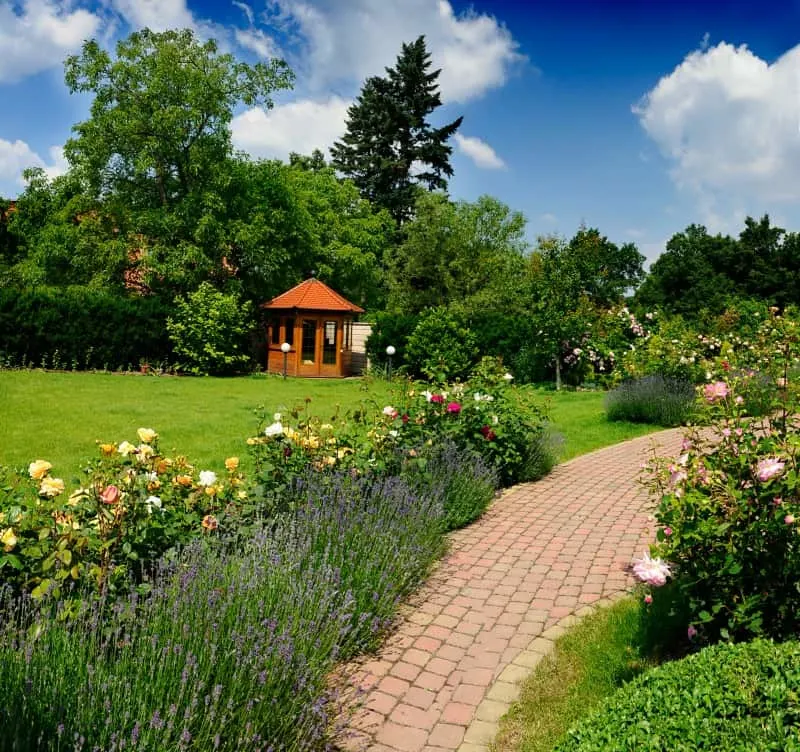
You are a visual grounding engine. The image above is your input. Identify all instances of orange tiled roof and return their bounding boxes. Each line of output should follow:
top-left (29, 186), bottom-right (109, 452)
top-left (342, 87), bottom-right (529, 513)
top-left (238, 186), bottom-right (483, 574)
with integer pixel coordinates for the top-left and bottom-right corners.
top-left (262, 278), bottom-right (364, 313)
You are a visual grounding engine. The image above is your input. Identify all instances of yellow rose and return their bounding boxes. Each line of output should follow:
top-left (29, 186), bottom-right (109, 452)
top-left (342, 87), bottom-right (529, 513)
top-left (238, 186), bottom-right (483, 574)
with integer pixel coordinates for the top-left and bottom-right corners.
top-left (28, 460), bottom-right (52, 480)
top-left (237, 490), bottom-right (248, 500)
top-left (225, 457), bottom-right (239, 472)
top-left (137, 444), bottom-right (155, 460)
top-left (323, 455), bottom-right (337, 466)
top-left (336, 447), bottom-right (354, 459)
top-left (99, 443), bottom-right (116, 457)
top-left (137, 428), bottom-right (158, 444)
top-left (320, 424), bottom-right (334, 431)
top-left (118, 441), bottom-right (137, 457)
top-left (39, 477), bottom-right (65, 498)
top-left (204, 486), bottom-right (218, 497)
top-left (1, 527), bottom-right (17, 551)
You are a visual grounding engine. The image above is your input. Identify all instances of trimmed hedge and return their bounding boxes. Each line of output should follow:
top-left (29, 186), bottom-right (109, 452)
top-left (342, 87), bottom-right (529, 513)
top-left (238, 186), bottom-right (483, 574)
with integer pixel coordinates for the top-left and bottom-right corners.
top-left (557, 639), bottom-right (800, 751)
top-left (0, 286), bottom-right (173, 370)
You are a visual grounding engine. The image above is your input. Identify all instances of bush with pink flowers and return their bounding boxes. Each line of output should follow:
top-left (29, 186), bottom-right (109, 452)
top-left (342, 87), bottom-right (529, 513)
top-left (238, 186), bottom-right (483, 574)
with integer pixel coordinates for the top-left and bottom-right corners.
top-left (639, 308), bottom-right (800, 644)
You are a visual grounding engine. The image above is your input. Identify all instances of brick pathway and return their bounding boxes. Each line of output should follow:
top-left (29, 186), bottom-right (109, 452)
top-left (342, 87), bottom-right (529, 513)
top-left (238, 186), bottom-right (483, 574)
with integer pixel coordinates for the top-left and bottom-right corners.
top-left (339, 429), bottom-right (684, 752)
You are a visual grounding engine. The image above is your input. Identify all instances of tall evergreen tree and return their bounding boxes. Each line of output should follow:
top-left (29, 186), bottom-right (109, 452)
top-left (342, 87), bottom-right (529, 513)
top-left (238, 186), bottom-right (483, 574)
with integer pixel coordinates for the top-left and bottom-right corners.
top-left (330, 36), bottom-right (463, 224)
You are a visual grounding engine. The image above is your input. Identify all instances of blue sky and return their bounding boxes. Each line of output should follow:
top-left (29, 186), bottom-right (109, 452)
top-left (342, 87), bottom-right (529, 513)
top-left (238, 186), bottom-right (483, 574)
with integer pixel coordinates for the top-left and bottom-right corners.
top-left (1, 0), bottom-right (799, 263)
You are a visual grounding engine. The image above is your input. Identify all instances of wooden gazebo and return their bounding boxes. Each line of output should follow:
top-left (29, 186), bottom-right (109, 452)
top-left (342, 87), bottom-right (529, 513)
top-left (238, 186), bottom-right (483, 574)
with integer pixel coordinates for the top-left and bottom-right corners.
top-left (262, 279), bottom-right (364, 377)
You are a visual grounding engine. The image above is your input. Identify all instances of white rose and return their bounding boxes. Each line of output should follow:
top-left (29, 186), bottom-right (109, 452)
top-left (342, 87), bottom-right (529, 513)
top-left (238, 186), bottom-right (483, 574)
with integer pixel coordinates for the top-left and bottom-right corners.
top-left (198, 471), bottom-right (217, 487)
top-left (264, 421), bottom-right (284, 437)
top-left (145, 495), bottom-right (162, 513)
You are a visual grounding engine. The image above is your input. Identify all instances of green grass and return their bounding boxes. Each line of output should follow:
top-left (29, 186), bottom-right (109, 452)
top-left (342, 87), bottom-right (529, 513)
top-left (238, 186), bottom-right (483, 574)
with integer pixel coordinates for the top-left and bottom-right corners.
top-left (492, 597), bottom-right (657, 752)
top-left (540, 389), bottom-right (662, 461)
top-left (0, 373), bottom-right (663, 483)
top-left (0, 371), bottom-right (390, 480)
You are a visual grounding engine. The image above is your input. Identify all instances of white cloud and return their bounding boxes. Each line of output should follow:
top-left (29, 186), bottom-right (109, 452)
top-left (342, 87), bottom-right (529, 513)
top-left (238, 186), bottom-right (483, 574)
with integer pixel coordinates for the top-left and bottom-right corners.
top-left (231, 96), bottom-right (351, 159)
top-left (270, 0), bottom-right (524, 103)
top-left (539, 212), bottom-right (557, 223)
top-left (235, 27), bottom-right (277, 59)
top-left (0, 0), bottom-right (102, 83)
top-left (110, 0), bottom-right (195, 32)
top-left (0, 139), bottom-right (65, 193)
top-left (454, 133), bottom-right (505, 169)
top-left (635, 41), bottom-right (800, 230)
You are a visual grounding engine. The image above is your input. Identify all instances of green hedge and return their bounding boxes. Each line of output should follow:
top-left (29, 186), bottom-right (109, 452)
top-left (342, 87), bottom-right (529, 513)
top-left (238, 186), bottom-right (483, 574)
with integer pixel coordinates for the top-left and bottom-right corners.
top-left (557, 639), bottom-right (800, 751)
top-left (0, 286), bottom-right (173, 370)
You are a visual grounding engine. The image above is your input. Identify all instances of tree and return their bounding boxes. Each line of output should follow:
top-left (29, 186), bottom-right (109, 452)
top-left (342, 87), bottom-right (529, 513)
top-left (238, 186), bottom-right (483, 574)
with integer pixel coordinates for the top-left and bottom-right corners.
top-left (60, 28), bottom-right (294, 296)
top-left (330, 36), bottom-right (463, 224)
top-left (388, 192), bottom-right (527, 314)
top-left (528, 236), bottom-right (598, 390)
top-left (566, 226), bottom-right (645, 306)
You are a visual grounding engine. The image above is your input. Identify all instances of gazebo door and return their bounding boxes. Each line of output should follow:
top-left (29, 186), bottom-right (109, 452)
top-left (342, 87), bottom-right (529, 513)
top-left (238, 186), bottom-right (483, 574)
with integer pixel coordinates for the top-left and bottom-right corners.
top-left (299, 318), bottom-right (320, 377)
top-left (319, 319), bottom-right (339, 377)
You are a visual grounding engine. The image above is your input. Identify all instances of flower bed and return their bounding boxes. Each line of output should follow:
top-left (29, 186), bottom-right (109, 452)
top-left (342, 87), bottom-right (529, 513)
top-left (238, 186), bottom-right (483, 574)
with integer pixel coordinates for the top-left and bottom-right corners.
top-left (0, 366), bottom-right (553, 749)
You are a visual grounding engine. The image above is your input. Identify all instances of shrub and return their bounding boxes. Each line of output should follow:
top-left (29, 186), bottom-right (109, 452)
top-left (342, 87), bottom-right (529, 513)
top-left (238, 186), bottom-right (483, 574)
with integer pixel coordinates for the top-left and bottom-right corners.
top-left (556, 639), bottom-right (800, 751)
top-left (404, 307), bottom-right (479, 382)
top-left (167, 283), bottom-right (254, 375)
top-left (605, 375), bottom-right (696, 426)
top-left (0, 470), bottom-right (444, 751)
top-left (639, 310), bottom-right (800, 645)
top-left (365, 311), bottom-right (418, 372)
top-left (0, 285), bottom-right (172, 370)
top-left (406, 440), bottom-right (498, 531)
top-left (0, 431), bottom-right (250, 597)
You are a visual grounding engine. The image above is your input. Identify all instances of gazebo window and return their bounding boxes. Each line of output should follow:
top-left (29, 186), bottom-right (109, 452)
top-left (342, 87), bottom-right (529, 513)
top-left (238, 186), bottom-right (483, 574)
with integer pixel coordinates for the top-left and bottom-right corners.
top-left (344, 320), bottom-right (352, 350)
top-left (323, 321), bottom-right (337, 365)
top-left (284, 317), bottom-right (295, 346)
top-left (302, 320), bottom-right (316, 363)
top-left (271, 316), bottom-right (280, 345)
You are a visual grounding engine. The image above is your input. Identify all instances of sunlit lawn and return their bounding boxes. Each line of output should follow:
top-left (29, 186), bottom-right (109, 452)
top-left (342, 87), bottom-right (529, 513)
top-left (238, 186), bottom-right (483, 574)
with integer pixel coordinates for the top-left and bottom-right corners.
top-left (0, 372), bottom-right (663, 484)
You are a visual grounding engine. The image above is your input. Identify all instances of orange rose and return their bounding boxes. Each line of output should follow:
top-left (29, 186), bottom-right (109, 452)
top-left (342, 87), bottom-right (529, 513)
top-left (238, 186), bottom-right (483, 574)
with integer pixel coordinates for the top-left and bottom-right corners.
top-left (201, 514), bottom-right (218, 531)
top-left (225, 457), bottom-right (239, 472)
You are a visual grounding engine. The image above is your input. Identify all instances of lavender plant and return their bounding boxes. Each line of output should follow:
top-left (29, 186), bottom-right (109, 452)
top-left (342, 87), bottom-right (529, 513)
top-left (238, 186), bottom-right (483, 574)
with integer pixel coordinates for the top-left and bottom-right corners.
top-left (0, 472), bottom-right (444, 750)
top-left (605, 374), bottom-right (696, 427)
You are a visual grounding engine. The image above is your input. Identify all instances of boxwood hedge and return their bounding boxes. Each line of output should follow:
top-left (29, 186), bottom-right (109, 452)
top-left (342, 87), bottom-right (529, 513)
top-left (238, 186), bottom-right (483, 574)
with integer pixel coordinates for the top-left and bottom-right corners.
top-left (556, 639), bottom-right (800, 751)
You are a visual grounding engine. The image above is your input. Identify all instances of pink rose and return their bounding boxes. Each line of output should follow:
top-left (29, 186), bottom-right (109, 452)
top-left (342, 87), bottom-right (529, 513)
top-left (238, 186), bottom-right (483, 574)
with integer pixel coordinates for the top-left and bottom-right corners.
top-left (446, 402), bottom-right (462, 414)
top-left (100, 485), bottom-right (120, 505)
top-left (756, 458), bottom-right (785, 483)
top-left (785, 515), bottom-right (796, 525)
top-left (663, 526), bottom-right (672, 537)
top-left (687, 625), bottom-right (697, 640)
top-left (703, 381), bottom-right (729, 403)
top-left (430, 394), bottom-right (444, 404)
top-left (644, 594), bottom-right (653, 605)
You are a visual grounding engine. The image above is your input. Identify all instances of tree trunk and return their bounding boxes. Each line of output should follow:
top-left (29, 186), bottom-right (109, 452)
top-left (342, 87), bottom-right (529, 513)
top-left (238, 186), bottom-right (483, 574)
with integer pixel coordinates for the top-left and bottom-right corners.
top-left (555, 358), bottom-right (562, 391)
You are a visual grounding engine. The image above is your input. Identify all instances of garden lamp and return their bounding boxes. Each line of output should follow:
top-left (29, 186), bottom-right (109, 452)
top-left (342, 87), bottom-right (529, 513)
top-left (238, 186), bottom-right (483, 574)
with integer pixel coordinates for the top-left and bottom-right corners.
top-left (280, 342), bottom-right (291, 379)
top-left (386, 345), bottom-right (396, 379)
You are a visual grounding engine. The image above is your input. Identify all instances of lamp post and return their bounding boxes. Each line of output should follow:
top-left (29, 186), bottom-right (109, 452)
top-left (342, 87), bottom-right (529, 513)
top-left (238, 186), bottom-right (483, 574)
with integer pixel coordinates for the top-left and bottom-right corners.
top-left (280, 342), bottom-right (291, 379)
top-left (385, 345), bottom-right (396, 380)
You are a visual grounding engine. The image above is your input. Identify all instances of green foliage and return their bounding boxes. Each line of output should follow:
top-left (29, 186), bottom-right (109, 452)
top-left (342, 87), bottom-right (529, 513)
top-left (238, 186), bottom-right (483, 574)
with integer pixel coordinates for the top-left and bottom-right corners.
top-left (167, 283), bottom-right (253, 375)
top-left (364, 311), bottom-right (419, 371)
top-left (557, 639), bottom-right (800, 751)
top-left (331, 36), bottom-right (462, 224)
top-left (388, 192), bottom-right (528, 314)
top-left (0, 286), bottom-right (172, 370)
top-left (404, 307), bottom-right (479, 381)
top-left (605, 375), bottom-right (697, 427)
top-left (643, 311), bottom-right (800, 644)
top-left (637, 215), bottom-right (800, 318)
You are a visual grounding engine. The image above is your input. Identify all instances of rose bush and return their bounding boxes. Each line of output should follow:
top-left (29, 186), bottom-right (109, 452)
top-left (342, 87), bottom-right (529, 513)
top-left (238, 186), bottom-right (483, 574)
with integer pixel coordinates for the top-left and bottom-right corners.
top-left (638, 308), bottom-right (800, 644)
top-left (0, 430), bottom-right (251, 597)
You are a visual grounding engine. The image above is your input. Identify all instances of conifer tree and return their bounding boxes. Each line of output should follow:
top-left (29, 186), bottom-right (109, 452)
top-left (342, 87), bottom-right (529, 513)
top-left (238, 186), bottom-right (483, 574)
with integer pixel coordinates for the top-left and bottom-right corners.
top-left (331, 36), bottom-right (462, 224)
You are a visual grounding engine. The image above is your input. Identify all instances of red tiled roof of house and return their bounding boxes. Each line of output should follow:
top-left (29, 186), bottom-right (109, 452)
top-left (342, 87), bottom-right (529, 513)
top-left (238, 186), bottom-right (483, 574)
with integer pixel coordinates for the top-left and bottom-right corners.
top-left (262, 278), bottom-right (364, 313)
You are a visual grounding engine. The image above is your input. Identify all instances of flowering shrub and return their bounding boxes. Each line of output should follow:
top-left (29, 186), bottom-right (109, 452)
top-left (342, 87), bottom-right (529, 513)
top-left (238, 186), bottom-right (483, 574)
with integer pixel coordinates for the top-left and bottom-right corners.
top-left (0, 470), bottom-right (444, 751)
top-left (557, 639), bottom-right (800, 751)
top-left (0, 429), bottom-right (250, 597)
top-left (247, 363), bottom-right (554, 490)
top-left (639, 309), bottom-right (800, 644)
top-left (605, 375), bottom-right (696, 426)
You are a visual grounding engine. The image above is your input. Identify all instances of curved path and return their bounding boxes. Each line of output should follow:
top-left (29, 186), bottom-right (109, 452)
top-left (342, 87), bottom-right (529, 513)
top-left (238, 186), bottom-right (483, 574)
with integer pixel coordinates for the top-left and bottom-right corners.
top-left (339, 429), bottom-right (684, 752)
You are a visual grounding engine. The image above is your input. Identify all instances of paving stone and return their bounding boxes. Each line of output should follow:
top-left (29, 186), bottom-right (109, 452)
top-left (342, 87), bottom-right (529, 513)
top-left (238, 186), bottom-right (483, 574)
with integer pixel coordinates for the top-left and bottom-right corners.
top-left (338, 429), bottom-right (684, 750)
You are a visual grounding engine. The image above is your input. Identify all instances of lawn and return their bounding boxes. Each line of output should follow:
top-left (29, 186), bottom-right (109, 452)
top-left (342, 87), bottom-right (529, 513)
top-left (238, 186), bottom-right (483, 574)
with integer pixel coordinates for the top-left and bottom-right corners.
top-left (0, 372), bottom-right (663, 482)
top-left (0, 371), bottom-right (390, 481)
top-left (538, 388), bottom-right (662, 461)
top-left (492, 597), bottom-right (657, 752)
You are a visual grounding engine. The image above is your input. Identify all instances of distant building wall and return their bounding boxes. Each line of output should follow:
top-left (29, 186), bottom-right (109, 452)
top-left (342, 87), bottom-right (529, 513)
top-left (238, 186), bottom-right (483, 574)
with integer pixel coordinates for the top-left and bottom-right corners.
top-left (350, 322), bottom-right (373, 375)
